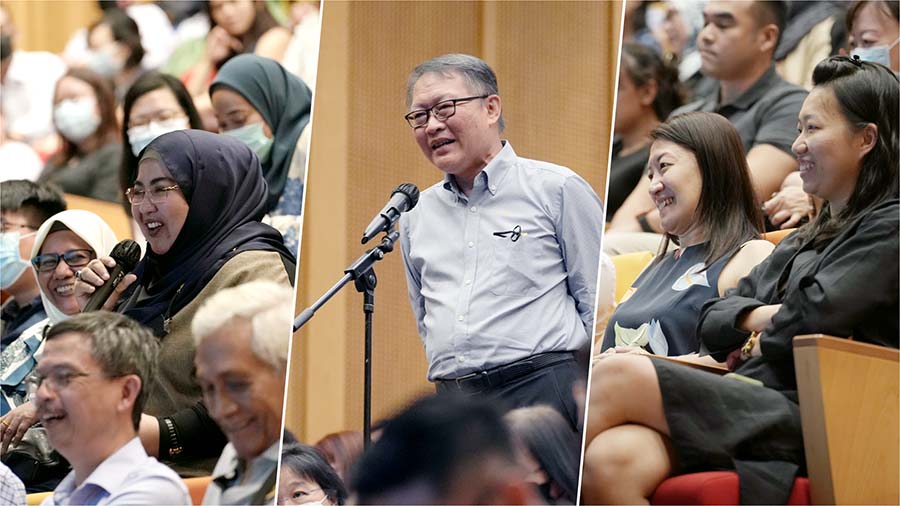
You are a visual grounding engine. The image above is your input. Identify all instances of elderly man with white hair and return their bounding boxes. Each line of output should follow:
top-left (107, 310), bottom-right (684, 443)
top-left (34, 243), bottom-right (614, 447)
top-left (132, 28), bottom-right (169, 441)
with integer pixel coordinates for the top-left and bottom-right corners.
top-left (191, 280), bottom-right (293, 506)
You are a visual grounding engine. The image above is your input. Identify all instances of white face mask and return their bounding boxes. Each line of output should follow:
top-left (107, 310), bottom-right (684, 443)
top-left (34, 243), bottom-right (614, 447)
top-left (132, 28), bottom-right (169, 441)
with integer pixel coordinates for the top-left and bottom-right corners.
top-left (87, 45), bottom-right (125, 77)
top-left (128, 117), bottom-right (190, 156)
top-left (54, 97), bottom-right (101, 143)
top-left (852, 38), bottom-right (900, 68)
top-left (0, 231), bottom-right (36, 289)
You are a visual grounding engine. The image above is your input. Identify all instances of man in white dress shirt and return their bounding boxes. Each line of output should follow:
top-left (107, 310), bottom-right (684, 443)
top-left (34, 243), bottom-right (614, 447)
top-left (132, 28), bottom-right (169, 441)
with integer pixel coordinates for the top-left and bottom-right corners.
top-left (35, 312), bottom-right (189, 505)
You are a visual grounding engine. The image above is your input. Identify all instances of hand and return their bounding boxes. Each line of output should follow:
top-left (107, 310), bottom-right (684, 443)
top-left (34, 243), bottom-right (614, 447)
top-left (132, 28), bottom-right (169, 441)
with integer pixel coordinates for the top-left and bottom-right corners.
top-left (763, 186), bottom-right (814, 229)
top-left (1, 401), bottom-right (38, 455)
top-left (75, 257), bottom-right (138, 312)
top-left (206, 26), bottom-right (243, 66)
top-left (593, 346), bottom-right (647, 365)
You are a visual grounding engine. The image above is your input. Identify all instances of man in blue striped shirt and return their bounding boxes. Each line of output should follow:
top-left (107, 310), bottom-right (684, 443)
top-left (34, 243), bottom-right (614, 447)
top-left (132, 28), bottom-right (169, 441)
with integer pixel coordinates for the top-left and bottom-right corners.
top-left (400, 54), bottom-right (604, 436)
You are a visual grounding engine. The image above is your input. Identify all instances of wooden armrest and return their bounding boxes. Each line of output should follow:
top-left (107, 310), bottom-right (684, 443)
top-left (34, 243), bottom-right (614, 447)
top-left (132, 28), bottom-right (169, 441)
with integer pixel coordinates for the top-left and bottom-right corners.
top-left (793, 334), bottom-right (899, 505)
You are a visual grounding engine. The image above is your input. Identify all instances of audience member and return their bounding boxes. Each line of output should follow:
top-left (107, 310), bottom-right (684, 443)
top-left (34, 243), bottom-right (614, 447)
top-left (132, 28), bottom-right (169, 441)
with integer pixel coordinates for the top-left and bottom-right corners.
top-left (505, 405), bottom-right (580, 505)
top-left (1, 181), bottom-right (66, 346)
top-left (351, 394), bottom-right (540, 505)
top-left (774, 1), bottom-right (845, 90)
top-left (400, 54), bottom-right (602, 440)
top-left (607, 42), bottom-right (684, 223)
top-left (0, 461), bottom-right (26, 506)
top-left (85, 9), bottom-right (146, 102)
top-left (601, 113), bottom-right (772, 356)
top-left (281, 0), bottom-right (320, 88)
top-left (120, 71), bottom-right (203, 213)
top-left (74, 130), bottom-right (295, 476)
top-left (0, 5), bottom-right (66, 155)
top-left (848, 0), bottom-right (899, 71)
top-left (211, 54), bottom-right (311, 254)
top-left (0, 112), bottom-right (44, 182)
top-left (623, 1), bottom-right (662, 54)
top-left (313, 431), bottom-right (363, 485)
top-left (279, 443), bottom-right (348, 505)
top-left (34, 312), bottom-right (189, 505)
top-left (192, 280), bottom-right (292, 505)
top-left (181, 0), bottom-right (291, 123)
top-left (39, 68), bottom-right (121, 203)
top-left (583, 56), bottom-right (898, 505)
top-left (1, 210), bottom-right (118, 480)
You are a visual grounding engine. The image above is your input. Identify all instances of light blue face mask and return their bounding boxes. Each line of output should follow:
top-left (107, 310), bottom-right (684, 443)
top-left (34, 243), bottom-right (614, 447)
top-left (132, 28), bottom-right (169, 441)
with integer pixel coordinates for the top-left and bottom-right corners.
top-left (223, 122), bottom-right (274, 163)
top-left (853, 39), bottom-right (899, 68)
top-left (0, 231), bottom-right (35, 289)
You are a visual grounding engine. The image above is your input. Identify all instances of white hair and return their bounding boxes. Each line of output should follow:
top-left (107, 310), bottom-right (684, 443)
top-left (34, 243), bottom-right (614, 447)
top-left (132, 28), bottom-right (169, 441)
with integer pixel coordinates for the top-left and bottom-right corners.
top-left (192, 280), bottom-right (293, 370)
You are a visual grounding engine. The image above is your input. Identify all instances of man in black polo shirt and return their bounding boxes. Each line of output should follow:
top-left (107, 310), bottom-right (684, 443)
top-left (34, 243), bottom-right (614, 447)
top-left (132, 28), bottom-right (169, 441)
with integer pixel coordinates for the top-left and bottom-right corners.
top-left (674, 0), bottom-right (806, 203)
top-left (0, 180), bottom-right (66, 346)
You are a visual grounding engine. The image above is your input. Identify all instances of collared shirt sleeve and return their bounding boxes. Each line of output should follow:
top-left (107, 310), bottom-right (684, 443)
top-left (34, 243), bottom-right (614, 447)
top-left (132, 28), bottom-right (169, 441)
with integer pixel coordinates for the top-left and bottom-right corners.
top-left (555, 174), bottom-right (604, 338)
top-left (400, 214), bottom-right (427, 340)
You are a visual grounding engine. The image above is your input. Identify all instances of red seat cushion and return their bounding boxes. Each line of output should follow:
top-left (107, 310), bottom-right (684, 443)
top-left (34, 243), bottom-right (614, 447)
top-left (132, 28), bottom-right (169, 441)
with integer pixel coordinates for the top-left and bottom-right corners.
top-left (650, 471), bottom-right (810, 505)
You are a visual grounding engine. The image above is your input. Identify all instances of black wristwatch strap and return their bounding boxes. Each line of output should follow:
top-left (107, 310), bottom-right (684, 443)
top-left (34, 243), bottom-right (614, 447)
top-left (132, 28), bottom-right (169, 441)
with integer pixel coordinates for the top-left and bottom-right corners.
top-left (162, 417), bottom-right (183, 457)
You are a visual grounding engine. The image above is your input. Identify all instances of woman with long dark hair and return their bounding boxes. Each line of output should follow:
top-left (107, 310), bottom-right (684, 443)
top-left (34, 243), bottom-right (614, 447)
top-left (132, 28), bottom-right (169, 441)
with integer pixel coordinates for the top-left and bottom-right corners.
top-left (600, 112), bottom-right (773, 357)
top-left (583, 56), bottom-right (898, 504)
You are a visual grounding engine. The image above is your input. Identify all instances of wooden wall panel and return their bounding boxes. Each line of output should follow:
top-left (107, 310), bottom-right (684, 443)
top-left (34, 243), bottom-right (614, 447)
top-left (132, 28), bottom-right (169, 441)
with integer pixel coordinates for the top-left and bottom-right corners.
top-left (289, 0), bottom-right (621, 444)
top-left (3, 1), bottom-right (100, 54)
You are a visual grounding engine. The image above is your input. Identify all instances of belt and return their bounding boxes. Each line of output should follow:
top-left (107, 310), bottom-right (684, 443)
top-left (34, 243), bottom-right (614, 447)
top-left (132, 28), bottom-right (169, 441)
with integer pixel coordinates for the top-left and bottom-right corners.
top-left (436, 351), bottom-right (574, 394)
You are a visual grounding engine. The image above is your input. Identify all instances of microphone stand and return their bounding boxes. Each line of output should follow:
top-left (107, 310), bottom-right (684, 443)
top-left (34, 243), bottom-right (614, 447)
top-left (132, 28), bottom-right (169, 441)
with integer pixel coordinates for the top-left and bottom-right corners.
top-left (293, 228), bottom-right (400, 450)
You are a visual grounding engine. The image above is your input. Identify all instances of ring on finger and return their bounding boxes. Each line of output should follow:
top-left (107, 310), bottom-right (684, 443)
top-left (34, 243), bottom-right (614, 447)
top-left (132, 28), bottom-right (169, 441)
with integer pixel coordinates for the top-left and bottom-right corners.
top-left (75, 269), bottom-right (83, 281)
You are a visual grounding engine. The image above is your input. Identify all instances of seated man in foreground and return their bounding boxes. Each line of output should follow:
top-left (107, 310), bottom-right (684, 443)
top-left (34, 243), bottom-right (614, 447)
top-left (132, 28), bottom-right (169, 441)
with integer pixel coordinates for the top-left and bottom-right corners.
top-left (193, 280), bottom-right (292, 505)
top-left (35, 312), bottom-right (189, 505)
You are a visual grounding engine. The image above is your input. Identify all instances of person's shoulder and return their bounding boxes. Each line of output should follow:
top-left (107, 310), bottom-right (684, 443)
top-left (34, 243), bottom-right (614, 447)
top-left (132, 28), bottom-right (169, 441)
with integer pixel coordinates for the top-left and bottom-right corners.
top-left (215, 250), bottom-right (292, 285)
top-left (733, 239), bottom-right (775, 264)
top-left (760, 74), bottom-right (808, 104)
top-left (116, 456), bottom-right (190, 504)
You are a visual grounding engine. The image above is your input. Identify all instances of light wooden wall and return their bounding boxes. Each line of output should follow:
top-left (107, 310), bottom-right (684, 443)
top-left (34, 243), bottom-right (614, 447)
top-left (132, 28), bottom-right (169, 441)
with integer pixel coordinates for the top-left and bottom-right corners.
top-left (3, 1), bottom-right (100, 54)
top-left (287, 0), bottom-right (622, 444)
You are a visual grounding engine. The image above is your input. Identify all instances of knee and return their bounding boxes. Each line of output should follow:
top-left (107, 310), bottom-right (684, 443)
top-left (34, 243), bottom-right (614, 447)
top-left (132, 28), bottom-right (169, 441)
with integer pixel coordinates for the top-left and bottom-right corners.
top-left (582, 429), bottom-right (644, 503)
top-left (588, 355), bottom-right (650, 425)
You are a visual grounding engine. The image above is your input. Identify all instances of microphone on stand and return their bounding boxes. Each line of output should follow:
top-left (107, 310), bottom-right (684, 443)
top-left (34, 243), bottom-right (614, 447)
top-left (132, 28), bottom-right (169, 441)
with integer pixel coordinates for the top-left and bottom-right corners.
top-left (82, 239), bottom-right (142, 312)
top-left (361, 183), bottom-right (420, 244)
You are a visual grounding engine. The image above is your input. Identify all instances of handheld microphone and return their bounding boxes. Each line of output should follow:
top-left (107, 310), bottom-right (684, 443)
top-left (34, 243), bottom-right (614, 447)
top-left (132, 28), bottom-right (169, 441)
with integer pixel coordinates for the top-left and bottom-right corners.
top-left (361, 183), bottom-right (420, 244)
top-left (82, 239), bottom-right (142, 312)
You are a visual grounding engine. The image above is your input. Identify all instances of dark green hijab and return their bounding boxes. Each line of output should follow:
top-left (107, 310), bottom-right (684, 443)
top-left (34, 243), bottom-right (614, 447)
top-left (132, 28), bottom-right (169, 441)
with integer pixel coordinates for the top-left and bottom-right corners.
top-left (210, 54), bottom-right (312, 211)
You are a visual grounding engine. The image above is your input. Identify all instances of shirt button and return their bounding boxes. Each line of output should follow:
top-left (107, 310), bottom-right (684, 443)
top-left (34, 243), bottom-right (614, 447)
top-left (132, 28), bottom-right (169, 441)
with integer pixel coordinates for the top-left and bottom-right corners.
top-left (457, 356), bottom-right (465, 362)
top-left (464, 279), bottom-right (471, 286)
top-left (490, 185), bottom-right (497, 192)
top-left (470, 206), bottom-right (477, 213)
top-left (467, 241), bottom-right (474, 248)
top-left (457, 314), bottom-right (464, 321)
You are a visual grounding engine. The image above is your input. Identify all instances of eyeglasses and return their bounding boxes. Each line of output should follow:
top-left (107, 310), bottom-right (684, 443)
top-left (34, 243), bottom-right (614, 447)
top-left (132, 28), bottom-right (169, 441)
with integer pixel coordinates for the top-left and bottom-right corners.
top-left (404, 95), bottom-right (489, 128)
top-left (31, 249), bottom-right (95, 273)
top-left (125, 184), bottom-right (180, 205)
top-left (26, 369), bottom-right (92, 394)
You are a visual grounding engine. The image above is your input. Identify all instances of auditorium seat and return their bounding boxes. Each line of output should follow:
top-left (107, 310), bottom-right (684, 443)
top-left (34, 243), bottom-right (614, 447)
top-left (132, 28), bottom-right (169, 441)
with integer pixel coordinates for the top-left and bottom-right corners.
top-left (651, 335), bottom-right (898, 505)
top-left (64, 193), bottom-right (133, 241)
top-left (610, 251), bottom-right (654, 303)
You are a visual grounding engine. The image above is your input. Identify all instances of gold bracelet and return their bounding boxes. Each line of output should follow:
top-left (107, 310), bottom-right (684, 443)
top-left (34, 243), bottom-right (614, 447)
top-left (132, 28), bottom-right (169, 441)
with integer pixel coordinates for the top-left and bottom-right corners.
top-left (741, 331), bottom-right (760, 360)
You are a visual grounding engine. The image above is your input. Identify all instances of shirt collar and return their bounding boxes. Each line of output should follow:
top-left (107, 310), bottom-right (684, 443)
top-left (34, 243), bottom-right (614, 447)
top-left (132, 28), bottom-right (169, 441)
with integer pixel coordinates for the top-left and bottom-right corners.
top-left (54, 437), bottom-right (147, 502)
top-left (441, 140), bottom-right (516, 198)
top-left (213, 441), bottom-right (280, 482)
top-left (713, 64), bottom-right (780, 111)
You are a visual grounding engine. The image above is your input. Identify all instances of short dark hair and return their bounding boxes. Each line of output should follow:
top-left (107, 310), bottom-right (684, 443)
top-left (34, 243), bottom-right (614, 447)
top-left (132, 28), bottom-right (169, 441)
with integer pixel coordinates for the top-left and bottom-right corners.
top-left (89, 8), bottom-right (144, 69)
top-left (119, 71), bottom-right (203, 212)
top-left (620, 43), bottom-right (685, 121)
top-left (281, 443), bottom-right (349, 505)
top-left (351, 394), bottom-right (518, 503)
top-left (750, 1), bottom-right (787, 51)
top-left (0, 180), bottom-right (67, 227)
top-left (49, 68), bottom-right (120, 168)
top-left (406, 53), bottom-right (505, 132)
top-left (650, 112), bottom-right (764, 266)
top-left (46, 312), bottom-right (158, 431)
top-left (798, 55), bottom-right (899, 248)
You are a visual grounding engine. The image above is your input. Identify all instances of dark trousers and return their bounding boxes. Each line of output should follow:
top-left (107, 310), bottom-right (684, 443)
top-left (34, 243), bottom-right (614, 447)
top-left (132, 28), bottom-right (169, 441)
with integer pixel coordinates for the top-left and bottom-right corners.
top-left (435, 355), bottom-right (586, 434)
